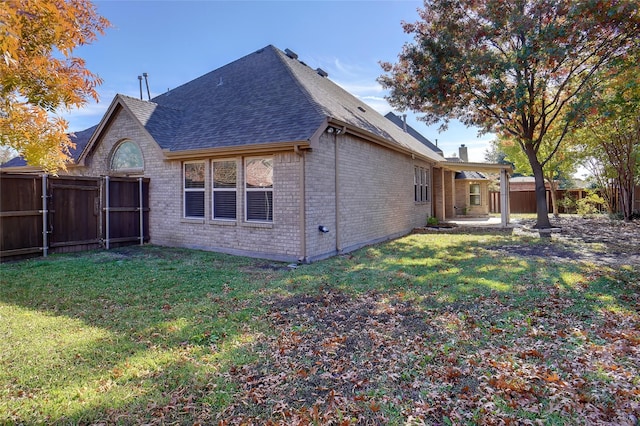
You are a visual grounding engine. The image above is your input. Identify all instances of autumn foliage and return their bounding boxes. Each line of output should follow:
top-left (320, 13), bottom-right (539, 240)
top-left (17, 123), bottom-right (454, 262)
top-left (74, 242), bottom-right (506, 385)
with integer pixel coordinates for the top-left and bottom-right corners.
top-left (0, 0), bottom-right (109, 172)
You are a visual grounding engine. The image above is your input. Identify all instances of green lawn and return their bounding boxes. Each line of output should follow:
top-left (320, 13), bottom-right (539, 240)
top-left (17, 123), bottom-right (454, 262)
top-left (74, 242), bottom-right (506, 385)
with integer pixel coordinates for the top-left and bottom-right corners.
top-left (1, 233), bottom-right (638, 425)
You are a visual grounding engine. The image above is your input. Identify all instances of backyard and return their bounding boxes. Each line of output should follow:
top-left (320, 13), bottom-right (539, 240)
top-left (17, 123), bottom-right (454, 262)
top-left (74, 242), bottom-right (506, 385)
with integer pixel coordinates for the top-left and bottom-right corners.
top-left (1, 217), bottom-right (639, 425)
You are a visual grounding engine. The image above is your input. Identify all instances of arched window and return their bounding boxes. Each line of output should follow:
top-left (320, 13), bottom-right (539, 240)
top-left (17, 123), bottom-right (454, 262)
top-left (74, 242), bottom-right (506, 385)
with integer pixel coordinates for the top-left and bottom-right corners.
top-left (110, 140), bottom-right (144, 171)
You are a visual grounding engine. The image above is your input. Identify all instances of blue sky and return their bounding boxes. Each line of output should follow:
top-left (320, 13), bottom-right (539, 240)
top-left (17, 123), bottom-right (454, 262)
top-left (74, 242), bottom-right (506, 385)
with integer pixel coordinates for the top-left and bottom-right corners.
top-left (65, 0), bottom-right (493, 161)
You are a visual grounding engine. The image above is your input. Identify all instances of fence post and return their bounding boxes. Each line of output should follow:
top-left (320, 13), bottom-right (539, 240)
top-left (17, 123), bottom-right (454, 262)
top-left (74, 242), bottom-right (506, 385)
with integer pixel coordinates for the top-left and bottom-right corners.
top-left (138, 177), bottom-right (144, 245)
top-left (42, 174), bottom-right (48, 257)
top-left (105, 176), bottom-right (110, 250)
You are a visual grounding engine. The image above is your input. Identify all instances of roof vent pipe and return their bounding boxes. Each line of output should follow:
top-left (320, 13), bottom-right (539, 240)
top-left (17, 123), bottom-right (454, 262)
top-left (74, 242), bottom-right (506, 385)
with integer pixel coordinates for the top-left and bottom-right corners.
top-left (138, 75), bottom-right (143, 100)
top-left (402, 114), bottom-right (408, 132)
top-left (143, 72), bottom-right (151, 100)
top-left (284, 48), bottom-right (298, 59)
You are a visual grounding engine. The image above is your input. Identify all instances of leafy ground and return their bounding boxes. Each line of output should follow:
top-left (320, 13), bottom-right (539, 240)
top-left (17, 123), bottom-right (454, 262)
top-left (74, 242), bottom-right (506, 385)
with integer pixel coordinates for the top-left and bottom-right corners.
top-left (1, 217), bottom-right (639, 425)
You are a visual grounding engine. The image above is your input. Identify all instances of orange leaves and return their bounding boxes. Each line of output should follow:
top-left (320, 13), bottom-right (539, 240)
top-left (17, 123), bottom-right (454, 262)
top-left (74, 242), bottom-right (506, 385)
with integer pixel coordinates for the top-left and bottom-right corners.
top-left (0, 0), bottom-right (110, 172)
top-left (543, 372), bottom-right (561, 383)
top-left (518, 349), bottom-right (544, 360)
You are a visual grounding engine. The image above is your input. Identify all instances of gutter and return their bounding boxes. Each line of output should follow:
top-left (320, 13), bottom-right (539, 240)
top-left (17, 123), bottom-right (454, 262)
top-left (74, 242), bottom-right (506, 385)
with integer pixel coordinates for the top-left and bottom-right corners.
top-left (162, 141), bottom-right (310, 160)
top-left (327, 118), bottom-right (443, 165)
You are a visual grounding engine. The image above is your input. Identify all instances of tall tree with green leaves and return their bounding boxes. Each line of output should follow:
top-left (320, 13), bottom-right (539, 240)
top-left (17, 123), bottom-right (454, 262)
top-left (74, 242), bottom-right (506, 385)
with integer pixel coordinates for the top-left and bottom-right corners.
top-left (495, 129), bottom-right (580, 217)
top-left (577, 55), bottom-right (640, 221)
top-left (379, 0), bottom-right (640, 228)
top-left (0, 0), bottom-right (110, 173)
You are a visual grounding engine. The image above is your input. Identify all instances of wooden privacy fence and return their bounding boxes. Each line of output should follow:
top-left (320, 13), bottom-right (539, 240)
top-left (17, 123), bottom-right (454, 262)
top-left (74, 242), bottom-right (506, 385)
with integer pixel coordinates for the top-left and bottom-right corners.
top-left (489, 190), bottom-right (548, 214)
top-left (490, 189), bottom-right (594, 214)
top-left (0, 174), bottom-right (149, 260)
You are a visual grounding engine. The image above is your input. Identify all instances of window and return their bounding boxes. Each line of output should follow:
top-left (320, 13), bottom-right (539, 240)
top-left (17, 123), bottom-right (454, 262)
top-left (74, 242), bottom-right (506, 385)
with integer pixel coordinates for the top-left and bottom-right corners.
top-left (414, 166), bottom-right (429, 203)
top-left (212, 160), bottom-right (237, 220)
top-left (111, 140), bottom-right (143, 171)
top-left (245, 157), bottom-right (273, 222)
top-left (470, 183), bottom-right (481, 206)
top-left (184, 162), bottom-right (205, 218)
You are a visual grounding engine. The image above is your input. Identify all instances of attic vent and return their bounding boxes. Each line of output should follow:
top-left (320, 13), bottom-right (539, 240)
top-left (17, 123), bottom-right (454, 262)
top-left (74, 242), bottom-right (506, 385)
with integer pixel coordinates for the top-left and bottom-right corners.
top-left (284, 48), bottom-right (298, 59)
top-left (316, 68), bottom-right (329, 77)
top-left (357, 106), bottom-right (366, 113)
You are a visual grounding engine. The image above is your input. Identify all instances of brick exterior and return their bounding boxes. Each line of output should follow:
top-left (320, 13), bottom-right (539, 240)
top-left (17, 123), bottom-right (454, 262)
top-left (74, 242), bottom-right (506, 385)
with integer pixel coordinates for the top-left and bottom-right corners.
top-left (64, 109), bottom-right (437, 262)
top-left (304, 133), bottom-right (433, 261)
top-left (69, 108), bottom-right (304, 261)
top-left (454, 179), bottom-right (490, 217)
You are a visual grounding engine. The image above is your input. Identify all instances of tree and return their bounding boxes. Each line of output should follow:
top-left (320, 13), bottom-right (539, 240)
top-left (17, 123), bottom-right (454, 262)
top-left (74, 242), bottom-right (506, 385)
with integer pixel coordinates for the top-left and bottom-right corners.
top-left (496, 127), bottom-right (580, 217)
top-left (0, 0), bottom-right (109, 173)
top-left (379, 0), bottom-right (640, 228)
top-left (576, 55), bottom-right (640, 221)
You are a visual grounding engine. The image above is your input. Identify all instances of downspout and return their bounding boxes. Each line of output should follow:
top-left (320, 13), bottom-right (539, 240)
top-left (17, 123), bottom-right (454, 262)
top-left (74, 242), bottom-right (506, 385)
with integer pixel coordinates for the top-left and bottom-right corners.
top-left (334, 126), bottom-right (346, 253)
top-left (294, 145), bottom-right (306, 262)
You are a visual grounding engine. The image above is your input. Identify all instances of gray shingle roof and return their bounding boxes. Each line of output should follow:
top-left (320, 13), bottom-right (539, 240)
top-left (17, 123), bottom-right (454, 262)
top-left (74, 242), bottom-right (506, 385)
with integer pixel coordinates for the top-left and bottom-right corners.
top-left (142, 45), bottom-right (444, 161)
top-left (384, 112), bottom-right (444, 156)
top-left (455, 171), bottom-right (487, 180)
top-left (2, 125), bottom-right (98, 168)
top-left (147, 45), bottom-right (326, 151)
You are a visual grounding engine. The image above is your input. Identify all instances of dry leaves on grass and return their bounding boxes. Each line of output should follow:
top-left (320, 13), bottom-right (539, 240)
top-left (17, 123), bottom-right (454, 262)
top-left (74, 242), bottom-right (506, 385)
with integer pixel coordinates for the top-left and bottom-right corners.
top-left (217, 287), bottom-right (640, 425)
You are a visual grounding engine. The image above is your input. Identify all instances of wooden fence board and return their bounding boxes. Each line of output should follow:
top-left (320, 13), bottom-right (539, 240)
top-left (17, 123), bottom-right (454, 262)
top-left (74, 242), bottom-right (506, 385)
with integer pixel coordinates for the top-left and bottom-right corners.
top-left (1, 174), bottom-right (149, 260)
top-left (0, 175), bottom-right (43, 255)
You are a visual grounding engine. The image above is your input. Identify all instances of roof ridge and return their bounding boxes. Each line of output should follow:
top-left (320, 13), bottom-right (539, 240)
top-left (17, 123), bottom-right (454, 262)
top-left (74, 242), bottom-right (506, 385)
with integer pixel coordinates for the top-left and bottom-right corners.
top-left (271, 46), bottom-right (328, 119)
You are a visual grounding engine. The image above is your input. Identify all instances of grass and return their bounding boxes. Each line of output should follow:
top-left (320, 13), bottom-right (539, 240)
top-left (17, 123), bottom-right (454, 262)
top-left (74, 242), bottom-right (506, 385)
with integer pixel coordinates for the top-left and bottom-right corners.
top-left (1, 234), bottom-right (638, 424)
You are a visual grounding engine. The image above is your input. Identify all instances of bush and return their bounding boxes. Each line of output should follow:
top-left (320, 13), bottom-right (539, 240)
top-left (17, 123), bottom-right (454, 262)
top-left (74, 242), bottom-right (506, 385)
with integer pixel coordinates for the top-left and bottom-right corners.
top-left (427, 216), bottom-right (439, 226)
top-left (576, 191), bottom-right (605, 217)
top-left (558, 194), bottom-right (577, 214)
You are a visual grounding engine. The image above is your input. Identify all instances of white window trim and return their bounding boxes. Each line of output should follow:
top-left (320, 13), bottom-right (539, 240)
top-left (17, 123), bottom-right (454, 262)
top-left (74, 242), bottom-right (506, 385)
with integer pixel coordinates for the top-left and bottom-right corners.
top-left (183, 161), bottom-right (205, 219)
top-left (211, 159), bottom-right (237, 221)
top-left (244, 157), bottom-right (273, 223)
top-left (110, 139), bottom-right (144, 173)
top-left (469, 183), bottom-right (481, 206)
top-left (414, 165), bottom-right (430, 203)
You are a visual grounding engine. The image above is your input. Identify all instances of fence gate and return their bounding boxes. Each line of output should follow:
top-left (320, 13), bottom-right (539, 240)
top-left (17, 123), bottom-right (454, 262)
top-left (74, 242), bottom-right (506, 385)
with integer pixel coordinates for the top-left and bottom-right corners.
top-left (48, 176), bottom-right (102, 254)
top-left (0, 174), bottom-right (149, 260)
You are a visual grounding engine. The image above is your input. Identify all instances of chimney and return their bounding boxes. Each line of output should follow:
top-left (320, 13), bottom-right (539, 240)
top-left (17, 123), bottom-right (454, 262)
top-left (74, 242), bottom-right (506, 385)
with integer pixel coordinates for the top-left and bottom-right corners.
top-left (459, 144), bottom-right (468, 162)
top-left (402, 114), bottom-right (408, 132)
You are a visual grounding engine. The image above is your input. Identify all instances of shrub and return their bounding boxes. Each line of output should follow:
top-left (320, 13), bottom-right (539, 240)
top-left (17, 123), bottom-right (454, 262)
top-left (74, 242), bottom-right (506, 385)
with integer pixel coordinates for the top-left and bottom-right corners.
top-left (576, 191), bottom-right (605, 217)
top-left (427, 216), bottom-right (439, 226)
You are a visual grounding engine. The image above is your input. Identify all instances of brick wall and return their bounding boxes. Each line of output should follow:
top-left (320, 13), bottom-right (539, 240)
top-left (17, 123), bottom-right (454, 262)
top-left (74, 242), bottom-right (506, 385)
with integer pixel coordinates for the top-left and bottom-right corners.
top-left (303, 132), bottom-right (433, 261)
top-left (73, 109), bottom-right (303, 262)
top-left (454, 179), bottom-right (490, 217)
top-left (69, 109), bottom-right (439, 262)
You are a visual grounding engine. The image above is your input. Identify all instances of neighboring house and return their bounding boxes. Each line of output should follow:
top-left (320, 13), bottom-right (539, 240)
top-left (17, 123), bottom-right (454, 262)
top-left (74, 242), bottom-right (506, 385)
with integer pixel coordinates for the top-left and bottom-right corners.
top-left (3, 45), bottom-right (511, 262)
top-left (509, 176), bottom-right (552, 192)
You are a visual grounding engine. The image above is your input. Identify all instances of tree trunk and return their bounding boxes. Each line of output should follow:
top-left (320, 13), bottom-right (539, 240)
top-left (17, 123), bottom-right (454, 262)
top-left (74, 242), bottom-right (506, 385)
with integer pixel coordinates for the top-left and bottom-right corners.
top-left (525, 146), bottom-right (552, 228)
top-left (546, 176), bottom-right (559, 217)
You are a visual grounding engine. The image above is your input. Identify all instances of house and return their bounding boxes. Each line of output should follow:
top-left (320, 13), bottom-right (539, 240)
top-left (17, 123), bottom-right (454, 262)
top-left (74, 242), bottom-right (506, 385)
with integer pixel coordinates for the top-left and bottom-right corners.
top-left (382, 117), bottom-right (492, 218)
top-left (3, 45), bottom-right (512, 262)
